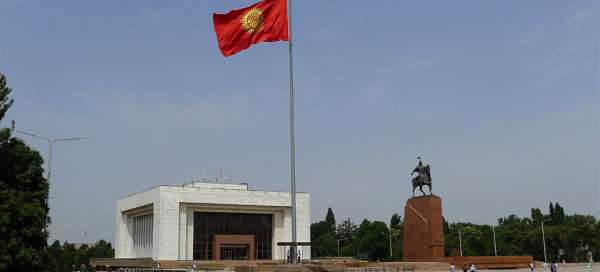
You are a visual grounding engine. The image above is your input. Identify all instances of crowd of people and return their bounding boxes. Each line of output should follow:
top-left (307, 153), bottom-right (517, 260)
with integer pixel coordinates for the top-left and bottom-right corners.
top-left (530, 261), bottom-right (561, 272)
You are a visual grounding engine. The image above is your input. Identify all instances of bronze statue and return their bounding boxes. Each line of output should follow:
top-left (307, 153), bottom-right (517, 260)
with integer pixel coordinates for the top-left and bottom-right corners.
top-left (411, 157), bottom-right (432, 196)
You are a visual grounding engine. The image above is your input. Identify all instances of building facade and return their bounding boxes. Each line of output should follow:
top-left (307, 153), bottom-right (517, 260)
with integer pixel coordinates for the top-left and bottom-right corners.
top-left (115, 182), bottom-right (310, 261)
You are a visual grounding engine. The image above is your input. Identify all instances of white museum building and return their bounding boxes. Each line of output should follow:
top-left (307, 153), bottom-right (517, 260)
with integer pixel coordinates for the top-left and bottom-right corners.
top-left (114, 182), bottom-right (311, 261)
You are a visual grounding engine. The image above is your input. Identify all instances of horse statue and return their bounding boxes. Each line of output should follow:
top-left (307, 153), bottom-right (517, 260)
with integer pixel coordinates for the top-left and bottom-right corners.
top-left (411, 157), bottom-right (433, 196)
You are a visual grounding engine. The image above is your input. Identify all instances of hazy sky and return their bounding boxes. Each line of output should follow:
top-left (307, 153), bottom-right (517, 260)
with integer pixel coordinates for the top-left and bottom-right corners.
top-left (1, 0), bottom-right (598, 244)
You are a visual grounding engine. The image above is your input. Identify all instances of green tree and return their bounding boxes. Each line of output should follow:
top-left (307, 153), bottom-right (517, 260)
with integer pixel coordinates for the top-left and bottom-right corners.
top-left (349, 219), bottom-right (390, 261)
top-left (60, 242), bottom-right (77, 272)
top-left (311, 203), bottom-right (598, 262)
top-left (389, 213), bottom-right (403, 260)
top-left (313, 234), bottom-right (337, 258)
top-left (531, 208), bottom-right (544, 225)
top-left (553, 203), bottom-right (565, 225)
top-left (0, 72), bottom-right (50, 271)
top-left (44, 240), bottom-right (114, 272)
top-left (325, 207), bottom-right (336, 233)
top-left (549, 202), bottom-right (556, 223)
top-left (0, 74), bottom-right (14, 122)
top-left (390, 213), bottom-right (401, 229)
top-left (89, 240), bottom-right (114, 258)
top-left (75, 244), bottom-right (90, 271)
top-left (311, 221), bottom-right (329, 243)
top-left (423, 202), bottom-right (600, 261)
top-left (336, 218), bottom-right (357, 252)
top-left (47, 241), bottom-right (62, 272)
top-left (310, 208), bottom-right (337, 257)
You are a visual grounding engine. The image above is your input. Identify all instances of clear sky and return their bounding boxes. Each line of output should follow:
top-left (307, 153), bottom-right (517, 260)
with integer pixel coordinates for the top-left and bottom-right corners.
top-left (0, 0), bottom-right (598, 244)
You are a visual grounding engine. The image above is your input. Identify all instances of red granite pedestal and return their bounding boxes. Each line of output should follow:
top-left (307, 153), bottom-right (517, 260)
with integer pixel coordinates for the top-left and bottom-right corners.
top-left (402, 195), bottom-right (445, 261)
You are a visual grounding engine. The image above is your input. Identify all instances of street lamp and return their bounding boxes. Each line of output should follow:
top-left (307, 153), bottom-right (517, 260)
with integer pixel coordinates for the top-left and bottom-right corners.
top-left (380, 229), bottom-right (393, 259)
top-left (388, 226), bottom-right (393, 259)
top-left (458, 228), bottom-right (463, 257)
top-left (12, 127), bottom-right (94, 183)
top-left (541, 220), bottom-right (548, 269)
top-left (492, 224), bottom-right (498, 256)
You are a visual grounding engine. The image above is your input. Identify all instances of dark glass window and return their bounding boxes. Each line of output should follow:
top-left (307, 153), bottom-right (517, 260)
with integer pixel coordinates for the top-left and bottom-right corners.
top-left (221, 244), bottom-right (249, 260)
top-left (193, 212), bottom-right (273, 260)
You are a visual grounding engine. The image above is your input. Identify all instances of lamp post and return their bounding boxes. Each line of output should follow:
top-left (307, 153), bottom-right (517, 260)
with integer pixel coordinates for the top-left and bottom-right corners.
top-left (541, 221), bottom-right (548, 269)
top-left (492, 224), bottom-right (497, 256)
top-left (388, 226), bottom-right (393, 259)
top-left (379, 230), bottom-right (393, 260)
top-left (458, 228), bottom-right (463, 257)
top-left (13, 128), bottom-right (93, 183)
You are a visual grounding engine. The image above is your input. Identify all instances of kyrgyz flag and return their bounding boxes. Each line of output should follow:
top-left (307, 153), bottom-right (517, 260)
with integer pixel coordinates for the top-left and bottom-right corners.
top-left (213, 0), bottom-right (288, 57)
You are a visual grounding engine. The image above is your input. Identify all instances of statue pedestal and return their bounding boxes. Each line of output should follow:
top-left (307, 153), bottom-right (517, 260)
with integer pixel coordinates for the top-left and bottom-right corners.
top-left (403, 195), bottom-right (445, 261)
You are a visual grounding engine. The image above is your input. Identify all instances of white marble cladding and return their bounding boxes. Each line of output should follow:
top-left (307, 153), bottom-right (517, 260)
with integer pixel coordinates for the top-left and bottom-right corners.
top-left (131, 214), bottom-right (153, 258)
top-left (115, 183), bottom-right (310, 261)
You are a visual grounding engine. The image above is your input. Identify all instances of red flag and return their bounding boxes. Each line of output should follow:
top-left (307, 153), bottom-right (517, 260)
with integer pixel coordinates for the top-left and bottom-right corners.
top-left (213, 0), bottom-right (288, 57)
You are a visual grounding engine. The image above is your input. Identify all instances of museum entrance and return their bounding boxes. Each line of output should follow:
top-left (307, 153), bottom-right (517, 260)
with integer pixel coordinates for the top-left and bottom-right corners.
top-left (193, 212), bottom-right (272, 260)
top-left (220, 244), bottom-right (249, 260)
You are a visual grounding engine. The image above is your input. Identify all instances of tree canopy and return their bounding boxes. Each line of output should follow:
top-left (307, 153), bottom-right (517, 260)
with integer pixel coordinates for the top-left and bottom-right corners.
top-left (0, 72), bottom-right (50, 271)
top-left (311, 203), bottom-right (598, 262)
top-left (47, 240), bottom-right (114, 272)
top-left (310, 207), bottom-right (338, 257)
top-left (0, 74), bottom-right (13, 123)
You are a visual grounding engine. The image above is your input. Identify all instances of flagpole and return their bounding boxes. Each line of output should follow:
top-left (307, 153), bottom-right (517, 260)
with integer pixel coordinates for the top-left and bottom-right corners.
top-left (287, 0), bottom-right (298, 265)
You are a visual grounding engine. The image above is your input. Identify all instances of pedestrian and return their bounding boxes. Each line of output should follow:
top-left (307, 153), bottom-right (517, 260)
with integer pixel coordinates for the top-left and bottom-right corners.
top-left (469, 264), bottom-right (477, 272)
top-left (551, 262), bottom-right (558, 272)
top-left (530, 262), bottom-right (535, 272)
top-left (450, 263), bottom-right (456, 272)
top-left (462, 263), bottom-right (468, 272)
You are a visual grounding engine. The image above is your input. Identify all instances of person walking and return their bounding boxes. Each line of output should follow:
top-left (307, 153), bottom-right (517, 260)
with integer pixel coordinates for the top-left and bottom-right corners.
top-left (469, 264), bottom-right (477, 272)
top-left (450, 263), bottom-right (456, 272)
top-left (530, 262), bottom-right (536, 272)
top-left (462, 263), bottom-right (468, 272)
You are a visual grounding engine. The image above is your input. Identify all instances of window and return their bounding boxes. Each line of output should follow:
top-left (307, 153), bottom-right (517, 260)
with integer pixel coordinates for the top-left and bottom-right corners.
top-left (193, 212), bottom-right (273, 260)
top-left (131, 213), bottom-right (153, 257)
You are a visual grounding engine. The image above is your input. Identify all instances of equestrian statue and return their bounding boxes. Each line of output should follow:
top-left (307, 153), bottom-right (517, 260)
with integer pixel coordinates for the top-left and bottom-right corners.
top-left (411, 157), bottom-right (433, 196)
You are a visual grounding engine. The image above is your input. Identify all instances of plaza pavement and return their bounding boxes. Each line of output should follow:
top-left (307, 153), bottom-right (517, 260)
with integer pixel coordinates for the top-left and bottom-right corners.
top-left (431, 263), bottom-right (598, 272)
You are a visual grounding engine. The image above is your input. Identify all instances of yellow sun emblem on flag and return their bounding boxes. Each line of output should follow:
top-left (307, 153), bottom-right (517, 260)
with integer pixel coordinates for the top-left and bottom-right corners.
top-left (241, 8), bottom-right (264, 34)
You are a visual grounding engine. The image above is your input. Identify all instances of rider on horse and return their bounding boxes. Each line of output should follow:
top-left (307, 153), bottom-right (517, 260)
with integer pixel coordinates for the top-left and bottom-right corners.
top-left (411, 157), bottom-right (433, 196)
